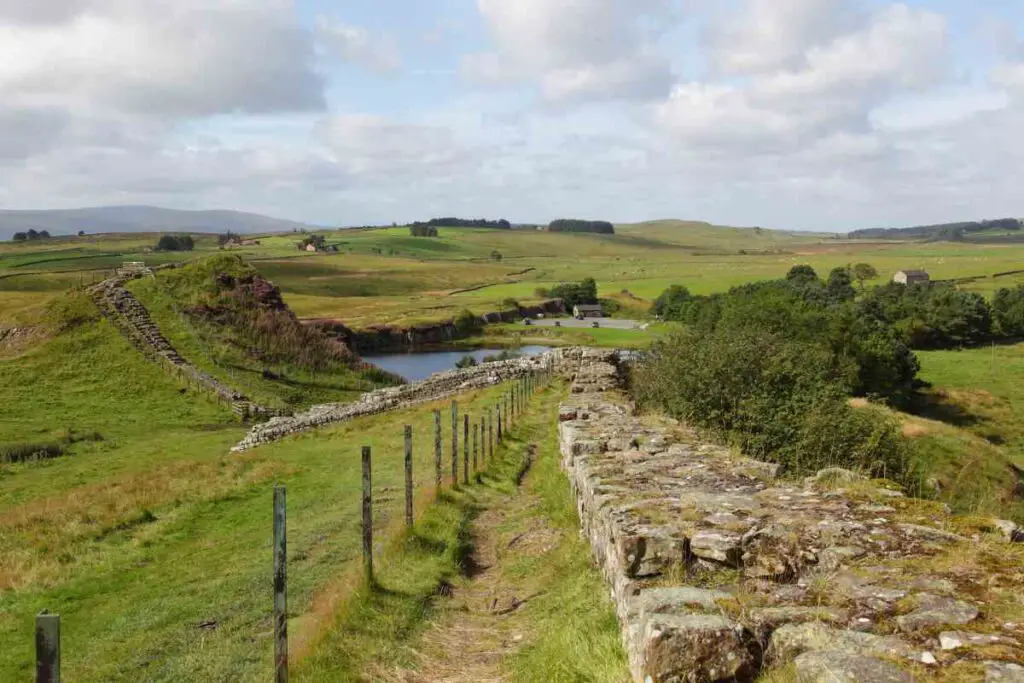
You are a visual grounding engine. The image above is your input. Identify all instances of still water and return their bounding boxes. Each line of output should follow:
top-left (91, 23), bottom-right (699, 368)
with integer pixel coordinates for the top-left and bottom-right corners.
top-left (365, 345), bottom-right (552, 382)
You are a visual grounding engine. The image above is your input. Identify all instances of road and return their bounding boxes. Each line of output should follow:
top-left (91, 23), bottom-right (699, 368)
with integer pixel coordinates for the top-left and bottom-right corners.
top-left (523, 317), bottom-right (644, 330)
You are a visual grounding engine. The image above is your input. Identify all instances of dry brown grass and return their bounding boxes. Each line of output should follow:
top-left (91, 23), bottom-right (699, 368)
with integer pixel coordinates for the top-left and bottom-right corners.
top-left (0, 452), bottom-right (294, 591)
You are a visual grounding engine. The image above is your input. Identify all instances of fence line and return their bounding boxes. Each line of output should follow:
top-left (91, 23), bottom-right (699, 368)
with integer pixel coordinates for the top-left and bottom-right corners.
top-left (29, 370), bottom-right (554, 681)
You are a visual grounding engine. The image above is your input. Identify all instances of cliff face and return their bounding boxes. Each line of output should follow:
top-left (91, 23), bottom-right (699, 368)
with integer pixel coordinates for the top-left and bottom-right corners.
top-left (307, 299), bottom-right (566, 354)
top-left (557, 350), bottom-right (1024, 683)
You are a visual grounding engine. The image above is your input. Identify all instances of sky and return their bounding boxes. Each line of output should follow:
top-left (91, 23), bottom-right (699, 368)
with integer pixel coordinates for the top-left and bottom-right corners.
top-left (1, 0), bottom-right (1023, 232)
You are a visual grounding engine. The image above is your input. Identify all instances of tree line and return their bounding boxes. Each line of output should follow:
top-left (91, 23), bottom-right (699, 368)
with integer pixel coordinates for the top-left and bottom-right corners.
top-left (849, 218), bottom-right (1021, 241)
top-left (12, 229), bottom-right (52, 241)
top-left (411, 217), bottom-right (512, 230)
top-left (547, 219), bottom-right (615, 234)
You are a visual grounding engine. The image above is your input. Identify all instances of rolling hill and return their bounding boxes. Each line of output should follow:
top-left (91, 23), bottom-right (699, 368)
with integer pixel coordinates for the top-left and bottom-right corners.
top-left (0, 205), bottom-right (318, 239)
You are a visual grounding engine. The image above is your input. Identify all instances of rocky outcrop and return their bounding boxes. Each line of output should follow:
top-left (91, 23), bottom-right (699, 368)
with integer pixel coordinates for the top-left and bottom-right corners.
top-left (231, 347), bottom-right (584, 452)
top-left (90, 276), bottom-right (281, 421)
top-left (557, 350), bottom-right (1024, 682)
top-left (307, 299), bottom-right (566, 354)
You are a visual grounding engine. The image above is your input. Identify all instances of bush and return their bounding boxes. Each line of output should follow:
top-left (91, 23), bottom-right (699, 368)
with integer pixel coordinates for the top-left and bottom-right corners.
top-left (491, 250), bottom-right (503, 261)
top-left (155, 234), bottom-right (195, 252)
top-left (0, 442), bottom-right (65, 463)
top-left (455, 355), bottom-right (478, 369)
top-left (534, 287), bottom-right (550, 298)
top-left (499, 298), bottom-right (519, 311)
top-left (993, 285), bottom-right (1024, 337)
top-left (453, 309), bottom-right (482, 335)
top-left (482, 349), bottom-right (520, 363)
top-left (633, 327), bottom-right (911, 478)
top-left (409, 225), bottom-right (439, 237)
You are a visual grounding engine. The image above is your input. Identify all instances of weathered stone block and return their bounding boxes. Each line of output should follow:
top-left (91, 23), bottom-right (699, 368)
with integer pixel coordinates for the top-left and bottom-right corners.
top-left (639, 614), bottom-right (752, 683)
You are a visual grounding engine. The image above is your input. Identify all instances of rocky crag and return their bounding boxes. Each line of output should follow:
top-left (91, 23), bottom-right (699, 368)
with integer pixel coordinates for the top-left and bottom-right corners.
top-left (306, 299), bottom-right (566, 354)
top-left (558, 349), bottom-right (1024, 682)
top-left (231, 350), bottom-right (566, 451)
top-left (90, 275), bottom-right (281, 420)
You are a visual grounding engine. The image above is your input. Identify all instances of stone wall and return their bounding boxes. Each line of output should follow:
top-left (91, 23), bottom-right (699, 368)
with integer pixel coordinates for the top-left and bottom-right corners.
top-left (90, 276), bottom-right (282, 421)
top-left (558, 350), bottom-right (1024, 682)
top-left (230, 347), bottom-right (582, 452)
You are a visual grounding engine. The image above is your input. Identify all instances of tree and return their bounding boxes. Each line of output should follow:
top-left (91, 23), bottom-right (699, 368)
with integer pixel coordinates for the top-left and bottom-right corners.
top-left (651, 284), bottom-right (692, 319)
top-left (786, 265), bottom-right (818, 285)
top-left (409, 224), bottom-right (438, 237)
top-left (12, 232), bottom-right (27, 242)
top-left (826, 267), bottom-right (856, 303)
top-left (852, 263), bottom-right (878, 289)
top-left (491, 250), bottom-right (503, 261)
top-left (155, 235), bottom-right (195, 252)
top-left (547, 219), bottom-right (615, 234)
top-left (455, 355), bottom-right (478, 369)
top-left (218, 231), bottom-right (240, 246)
top-left (77, 230), bottom-right (86, 237)
top-left (993, 286), bottom-right (1024, 337)
top-left (550, 278), bottom-right (599, 310)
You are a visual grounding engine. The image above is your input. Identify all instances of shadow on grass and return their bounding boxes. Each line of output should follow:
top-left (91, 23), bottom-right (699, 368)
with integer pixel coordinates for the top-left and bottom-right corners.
top-left (905, 389), bottom-right (984, 429)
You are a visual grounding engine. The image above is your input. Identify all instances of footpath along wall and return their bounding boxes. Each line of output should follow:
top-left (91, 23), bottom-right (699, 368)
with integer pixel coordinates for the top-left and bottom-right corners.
top-left (558, 349), bottom-right (1024, 683)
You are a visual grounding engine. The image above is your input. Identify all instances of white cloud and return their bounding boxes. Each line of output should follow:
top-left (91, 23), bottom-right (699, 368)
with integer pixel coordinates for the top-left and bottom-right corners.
top-left (465, 0), bottom-right (677, 103)
top-left (705, 0), bottom-right (856, 75)
top-left (657, 4), bottom-right (949, 151)
top-left (0, 1), bottom-right (324, 120)
top-left (316, 18), bottom-right (401, 74)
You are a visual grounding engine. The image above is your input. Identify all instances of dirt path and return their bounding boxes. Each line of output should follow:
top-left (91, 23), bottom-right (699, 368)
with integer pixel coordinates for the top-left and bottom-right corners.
top-left (377, 444), bottom-right (563, 683)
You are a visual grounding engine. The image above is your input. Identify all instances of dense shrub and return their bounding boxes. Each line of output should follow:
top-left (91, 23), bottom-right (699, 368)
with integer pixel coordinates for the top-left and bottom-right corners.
top-left (453, 309), bottom-right (483, 335)
top-left (409, 225), bottom-right (439, 237)
top-left (155, 234), bottom-right (195, 252)
top-left (455, 355), bottom-right (478, 369)
top-left (858, 283), bottom-right (992, 348)
top-left (633, 327), bottom-right (912, 478)
top-left (992, 285), bottom-right (1024, 337)
top-left (491, 250), bottom-right (503, 261)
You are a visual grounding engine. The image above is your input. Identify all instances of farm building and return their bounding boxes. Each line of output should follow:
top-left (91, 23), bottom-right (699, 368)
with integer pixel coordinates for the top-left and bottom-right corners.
top-left (893, 269), bottom-right (931, 285)
top-left (573, 304), bottom-right (604, 319)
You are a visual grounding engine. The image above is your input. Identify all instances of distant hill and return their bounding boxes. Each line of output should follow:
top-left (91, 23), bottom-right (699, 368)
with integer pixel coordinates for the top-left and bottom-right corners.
top-left (849, 218), bottom-right (1023, 242)
top-left (0, 206), bottom-right (318, 239)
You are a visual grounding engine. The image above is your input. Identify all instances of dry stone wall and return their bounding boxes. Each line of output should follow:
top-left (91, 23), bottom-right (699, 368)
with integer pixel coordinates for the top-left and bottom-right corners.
top-left (90, 276), bottom-right (281, 420)
top-left (558, 349), bottom-right (1024, 683)
top-left (230, 348), bottom-right (582, 452)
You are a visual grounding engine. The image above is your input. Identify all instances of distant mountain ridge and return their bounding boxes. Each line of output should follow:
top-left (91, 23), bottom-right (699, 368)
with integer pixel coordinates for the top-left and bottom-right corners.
top-left (0, 206), bottom-right (319, 239)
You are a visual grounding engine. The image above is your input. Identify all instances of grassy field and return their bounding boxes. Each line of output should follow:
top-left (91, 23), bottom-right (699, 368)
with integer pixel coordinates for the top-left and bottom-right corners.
top-left (899, 343), bottom-right (1024, 522)
top-left (0, 346), bottom-right (534, 681)
top-left (6, 223), bottom-right (1024, 333)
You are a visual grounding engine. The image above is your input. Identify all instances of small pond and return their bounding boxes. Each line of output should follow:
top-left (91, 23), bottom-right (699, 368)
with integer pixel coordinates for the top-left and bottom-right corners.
top-left (365, 345), bottom-right (553, 382)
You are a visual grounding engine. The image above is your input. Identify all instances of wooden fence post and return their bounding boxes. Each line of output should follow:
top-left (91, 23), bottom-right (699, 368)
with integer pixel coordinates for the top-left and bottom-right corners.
top-left (488, 412), bottom-right (493, 461)
top-left (497, 402), bottom-right (503, 442)
top-left (404, 425), bottom-right (413, 528)
top-left (451, 401), bottom-right (459, 488)
top-left (273, 485), bottom-right (288, 683)
top-left (35, 611), bottom-right (60, 683)
top-left (463, 415), bottom-right (470, 485)
top-left (434, 409), bottom-right (442, 493)
top-left (362, 447), bottom-right (373, 582)
top-left (473, 422), bottom-right (479, 472)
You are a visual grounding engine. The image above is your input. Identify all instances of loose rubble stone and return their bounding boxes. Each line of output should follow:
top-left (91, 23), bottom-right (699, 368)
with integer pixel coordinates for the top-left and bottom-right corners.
top-left (690, 531), bottom-right (743, 566)
top-left (993, 519), bottom-right (1024, 543)
top-left (769, 623), bottom-right (919, 663)
top-left (896, 594), bottom-right (980, 633)
top-left (940, 632), bottom-right (1020, 650)
top-left (986, 661), bottom-right (1024, 682)
top-left (792, 650), bottom-right (914, 683)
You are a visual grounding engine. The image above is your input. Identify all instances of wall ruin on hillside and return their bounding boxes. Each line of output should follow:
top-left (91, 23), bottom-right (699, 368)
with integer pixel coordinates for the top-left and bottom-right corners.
top-left (558, 349), bottom-right (1024, 683)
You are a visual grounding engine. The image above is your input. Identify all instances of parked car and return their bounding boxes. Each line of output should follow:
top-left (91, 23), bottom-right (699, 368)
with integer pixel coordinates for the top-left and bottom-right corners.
top-left (591, 321), bottom-right (600, 329)
top-left (523, 319), bottom-right (533, 326)
top-left (555, 321), bottom-right (561, 327)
